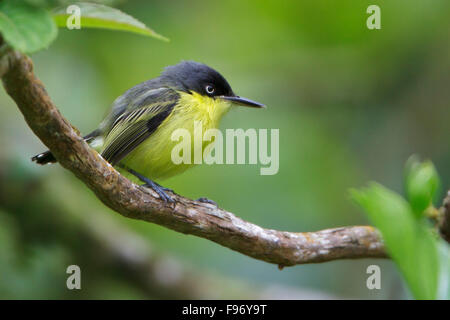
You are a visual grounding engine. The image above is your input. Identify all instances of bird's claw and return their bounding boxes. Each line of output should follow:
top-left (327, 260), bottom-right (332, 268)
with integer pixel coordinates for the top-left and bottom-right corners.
top-left (155, 183), bottom-right (174, 193)
top-left (142, 182), bottom-right (175, 203)
top-left (197, 197), bottom-right (217, 206)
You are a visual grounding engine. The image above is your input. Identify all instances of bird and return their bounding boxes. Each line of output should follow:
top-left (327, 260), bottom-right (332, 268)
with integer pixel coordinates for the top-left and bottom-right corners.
top-left (32, 61), bottom-right (264, 202)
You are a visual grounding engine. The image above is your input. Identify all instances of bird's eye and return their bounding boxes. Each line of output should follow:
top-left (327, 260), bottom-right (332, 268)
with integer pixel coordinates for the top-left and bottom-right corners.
top-left (205, 85), bottom-right (215, 95)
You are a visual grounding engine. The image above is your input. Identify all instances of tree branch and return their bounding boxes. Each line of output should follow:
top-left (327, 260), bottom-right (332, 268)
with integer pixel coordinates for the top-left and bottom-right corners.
top-left (0, 165), bottom-right (337, 299)
top-left (0, 49), bottom-right (388, 267)
top-left (439, 191), bottom-right (450, 243)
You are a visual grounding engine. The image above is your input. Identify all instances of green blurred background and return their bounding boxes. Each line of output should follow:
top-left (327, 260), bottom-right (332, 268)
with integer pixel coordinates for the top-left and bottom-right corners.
top-left (0, 0), bottom-right (449, 299)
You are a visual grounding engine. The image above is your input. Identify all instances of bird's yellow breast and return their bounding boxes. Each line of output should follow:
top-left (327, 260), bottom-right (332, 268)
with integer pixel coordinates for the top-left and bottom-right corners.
top-left (119, 91), bottom-right (231, 181)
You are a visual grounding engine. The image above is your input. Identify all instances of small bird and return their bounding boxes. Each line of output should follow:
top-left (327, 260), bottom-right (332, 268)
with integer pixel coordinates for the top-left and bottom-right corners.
top-left (32, 61), bottom-right (264, 202)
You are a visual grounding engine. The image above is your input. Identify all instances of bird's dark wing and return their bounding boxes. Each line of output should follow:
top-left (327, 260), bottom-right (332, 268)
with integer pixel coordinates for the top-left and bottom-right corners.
top-left (101, 101), bottom-right (175, 166)
top-left (100, 85), bottom-right (178, 128)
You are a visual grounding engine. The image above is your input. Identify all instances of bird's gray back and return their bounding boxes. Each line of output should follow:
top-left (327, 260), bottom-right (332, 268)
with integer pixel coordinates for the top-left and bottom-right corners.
top-left (97, 78), bottom-right (179, 134)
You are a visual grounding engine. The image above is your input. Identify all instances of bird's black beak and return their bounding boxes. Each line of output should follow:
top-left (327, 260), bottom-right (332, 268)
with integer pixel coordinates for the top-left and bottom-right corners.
top-left (220, 95), bottom-right (265, 108)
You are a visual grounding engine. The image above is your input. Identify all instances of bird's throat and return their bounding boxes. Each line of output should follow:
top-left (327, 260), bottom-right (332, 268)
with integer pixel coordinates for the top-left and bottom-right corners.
top-left (177, 91), bottom-right (231, 124)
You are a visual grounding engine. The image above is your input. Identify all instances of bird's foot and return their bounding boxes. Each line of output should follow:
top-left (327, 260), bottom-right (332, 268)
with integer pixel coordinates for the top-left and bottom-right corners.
top-left (142, 180), bottom-right (174, 203)
top-left (125, 167), bottom-right (175, 203)
top-left (154, 181), bottom-right (174, 194)
top-left (197, 197), bottom-right (218, 206)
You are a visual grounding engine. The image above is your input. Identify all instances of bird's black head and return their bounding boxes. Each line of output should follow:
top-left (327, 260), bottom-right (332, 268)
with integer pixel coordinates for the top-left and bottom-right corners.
top-left (160, 61), bottom-right (264, 108)
top-left (161, 61), bottom-right (232, 97)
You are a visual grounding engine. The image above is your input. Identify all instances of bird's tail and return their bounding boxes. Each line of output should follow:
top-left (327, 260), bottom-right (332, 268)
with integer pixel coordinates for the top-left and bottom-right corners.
top-left (31, 129), bottom-right (101, 165)
top-left (31, 151), bottom-right (57, 165)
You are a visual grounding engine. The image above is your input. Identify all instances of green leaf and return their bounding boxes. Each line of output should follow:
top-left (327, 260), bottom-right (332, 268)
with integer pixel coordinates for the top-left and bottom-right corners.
top-left (351, 183), bottom-right (440, 299)
top-left (405, 157), bottom-right (440, 216)
top-left (52, 2), bottom-right (168, 41)
top-left (0, 0), bottom-right (58, 53)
